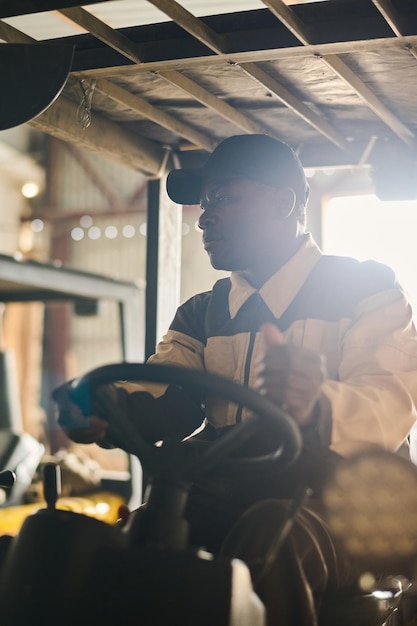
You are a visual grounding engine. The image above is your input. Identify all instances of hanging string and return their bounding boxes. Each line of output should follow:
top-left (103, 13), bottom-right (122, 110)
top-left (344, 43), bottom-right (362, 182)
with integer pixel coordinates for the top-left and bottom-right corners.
top-left (77, 79), bottom-right (96, 130)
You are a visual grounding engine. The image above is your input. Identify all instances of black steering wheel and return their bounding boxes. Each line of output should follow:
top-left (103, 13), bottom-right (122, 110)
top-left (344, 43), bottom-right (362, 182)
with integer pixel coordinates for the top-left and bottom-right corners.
top-left (69, 362), bottom-right (302, 484)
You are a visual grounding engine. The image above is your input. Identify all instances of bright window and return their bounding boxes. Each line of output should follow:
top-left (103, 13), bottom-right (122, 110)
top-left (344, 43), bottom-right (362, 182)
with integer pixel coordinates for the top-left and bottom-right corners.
top-left (323, 194), bottom-right (417, 313)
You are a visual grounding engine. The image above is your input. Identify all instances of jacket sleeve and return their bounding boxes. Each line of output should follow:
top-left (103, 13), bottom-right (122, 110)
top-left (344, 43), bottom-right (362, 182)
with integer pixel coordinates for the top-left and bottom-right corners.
top-left (107, 293), bottom-right (211, 443)
top-left (324, 287), bottom-right (417, 457)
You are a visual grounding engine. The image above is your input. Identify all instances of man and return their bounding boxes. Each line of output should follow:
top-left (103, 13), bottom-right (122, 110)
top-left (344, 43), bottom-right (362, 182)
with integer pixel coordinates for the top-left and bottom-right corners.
top-left (54, 134), bottom-right (417, 625)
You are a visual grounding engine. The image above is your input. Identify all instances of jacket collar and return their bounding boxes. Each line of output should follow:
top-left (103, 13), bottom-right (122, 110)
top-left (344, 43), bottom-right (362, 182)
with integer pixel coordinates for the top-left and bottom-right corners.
top-left (228, 233), bottom-right (322, 319)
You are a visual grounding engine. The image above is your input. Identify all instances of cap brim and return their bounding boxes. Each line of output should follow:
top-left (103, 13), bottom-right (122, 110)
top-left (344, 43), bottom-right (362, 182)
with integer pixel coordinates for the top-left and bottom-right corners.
top-left (166, 168), bottom-right (204, 205)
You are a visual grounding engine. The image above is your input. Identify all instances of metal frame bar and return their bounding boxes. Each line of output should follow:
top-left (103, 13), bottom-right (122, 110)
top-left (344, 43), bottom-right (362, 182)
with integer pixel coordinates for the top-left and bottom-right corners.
top-left (0, 253), bottom-right (144, 362)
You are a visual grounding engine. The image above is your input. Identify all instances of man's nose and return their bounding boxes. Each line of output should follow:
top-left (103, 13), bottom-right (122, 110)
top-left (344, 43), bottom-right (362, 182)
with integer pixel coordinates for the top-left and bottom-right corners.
top-left (198, 208), bottom-right (218, 230)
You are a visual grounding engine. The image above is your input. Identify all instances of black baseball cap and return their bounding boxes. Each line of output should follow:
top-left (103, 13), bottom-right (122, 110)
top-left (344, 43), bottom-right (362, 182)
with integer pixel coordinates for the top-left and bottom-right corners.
top-left (166, 134), bottom-right (309, 206)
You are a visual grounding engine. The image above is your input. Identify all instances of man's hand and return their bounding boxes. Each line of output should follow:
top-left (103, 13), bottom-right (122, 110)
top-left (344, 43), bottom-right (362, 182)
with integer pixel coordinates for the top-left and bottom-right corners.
top-left (256, 323), bottom-right (327, 427)
top-left (52, 381), bottom-right (111, 446)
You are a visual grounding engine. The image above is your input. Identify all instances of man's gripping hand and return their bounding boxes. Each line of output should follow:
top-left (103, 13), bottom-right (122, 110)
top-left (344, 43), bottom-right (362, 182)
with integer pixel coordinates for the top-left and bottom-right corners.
top-left (52, 380), bottom-right (113, 447)
top-left (256, 323), bottom-right (327, 428)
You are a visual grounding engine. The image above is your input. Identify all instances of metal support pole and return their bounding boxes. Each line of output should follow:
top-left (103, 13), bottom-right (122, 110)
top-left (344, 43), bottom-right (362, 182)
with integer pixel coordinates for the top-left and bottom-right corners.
top-left (145, 179), bottom-right (160, 360)
top-left (145, 178), bottom-right (182, 361)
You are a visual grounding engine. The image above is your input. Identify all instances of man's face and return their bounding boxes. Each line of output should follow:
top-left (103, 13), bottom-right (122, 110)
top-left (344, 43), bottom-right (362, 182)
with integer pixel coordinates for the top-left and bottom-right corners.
top-left (198, 177), bottom-right (282, 272)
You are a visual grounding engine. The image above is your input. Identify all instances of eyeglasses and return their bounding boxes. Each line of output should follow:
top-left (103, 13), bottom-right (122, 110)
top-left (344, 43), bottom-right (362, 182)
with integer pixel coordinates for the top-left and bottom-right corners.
top-left (199, 194), bottom-right (242, 211)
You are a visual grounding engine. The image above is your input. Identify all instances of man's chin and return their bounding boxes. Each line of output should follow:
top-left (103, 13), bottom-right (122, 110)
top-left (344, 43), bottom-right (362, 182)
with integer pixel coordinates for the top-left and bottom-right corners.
top-left (205, 244), bottom-right (248, 271)
top-left (208, 254), bottom-right (239, 272)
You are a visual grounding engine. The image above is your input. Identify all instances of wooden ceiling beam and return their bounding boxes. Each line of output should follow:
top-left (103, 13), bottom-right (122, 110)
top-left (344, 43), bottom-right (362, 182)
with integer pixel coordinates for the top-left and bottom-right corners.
top-left (261, 0), bottom-right (310, 45)
top-left (323, 53), bottom-right (416, 148)
top-left (58, 7), bottom-right (142, 63)
top-left (260, 0), bottom-right (416, 148)
top-left (145, 0), bottom-right (225, 54)
top-left (157, 69), bottom-right (265, 136)
top-left (371, 0), bottom-right (404, 38)
top-left (72, 35), bottom-right (417, 77)
top-left (94, 78), bottom-right (216, 151)
top-left (371, 0), bottom-right (417, 66)
top-left (238, 62), bottom-right (349, 151)
top-left (29, 89), bottom-right (169, 176)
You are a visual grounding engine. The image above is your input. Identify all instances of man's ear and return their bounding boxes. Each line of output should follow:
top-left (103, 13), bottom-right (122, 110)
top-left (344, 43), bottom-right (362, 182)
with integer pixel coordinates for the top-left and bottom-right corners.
top-left (274, 187), bottom-right (296, 218)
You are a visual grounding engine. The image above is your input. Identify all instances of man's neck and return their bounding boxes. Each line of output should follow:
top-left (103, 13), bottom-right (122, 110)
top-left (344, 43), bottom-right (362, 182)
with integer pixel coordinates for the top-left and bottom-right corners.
top-left (239, 233), bottom-right (306, 289)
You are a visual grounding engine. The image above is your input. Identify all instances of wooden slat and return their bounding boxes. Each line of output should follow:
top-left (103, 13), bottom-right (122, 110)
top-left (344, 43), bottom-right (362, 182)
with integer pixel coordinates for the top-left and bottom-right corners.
top-left (371, 0), bottom-right (417, 67)
top-left (261, 0), bottom-right (311, 45)
top-left (73, 35), bottom-right (417, 78)
top-left (59, 7), bottom-right (143, 63)
top-left (94, 78), bottom-right (216, 151)
top-left (324, 54), bottom-right (416, 147)
top-left (157, 70), bottom-right (266, 136)
top-left (371, 0), bottom-right (404, 37)
top-left (260, 0), bottom-right (416, 148)
top-left (239, 62), bottom-right (350, 151)
top-left (145, 0), bottom-right (225, 54)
